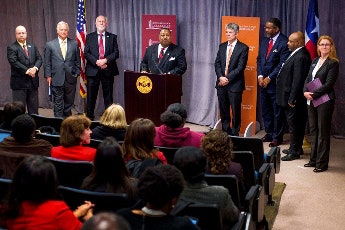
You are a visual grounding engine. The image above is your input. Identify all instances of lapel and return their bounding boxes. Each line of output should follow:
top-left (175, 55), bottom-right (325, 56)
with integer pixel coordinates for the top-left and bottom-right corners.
top-left (158, 45), bottom-right (171, 67)
top-left (103, 32), bottom-right (110, 55)
top-left (54, 39), bottom-right (64, 60)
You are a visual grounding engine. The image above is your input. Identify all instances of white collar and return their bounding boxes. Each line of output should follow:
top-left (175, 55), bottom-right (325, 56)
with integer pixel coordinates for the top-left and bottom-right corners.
top-left (141, 206), bottom-right (167, 216)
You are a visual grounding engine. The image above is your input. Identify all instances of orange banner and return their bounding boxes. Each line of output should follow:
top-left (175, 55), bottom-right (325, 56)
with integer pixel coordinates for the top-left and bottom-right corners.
top-left (221, 16), bottom-right (260, 135)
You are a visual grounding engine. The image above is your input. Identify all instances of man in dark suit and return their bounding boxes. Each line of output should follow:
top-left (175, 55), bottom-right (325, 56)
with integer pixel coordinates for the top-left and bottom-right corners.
top-left (7, 25), bottom-right (42, 115)
top-left (214, 23), bottom-right (249, 136)
top-left (44, 21), bottom-right (81, 118)
top-left (257, 18), bottom-right (291, 146)
top-left (140, 28), bottom-right (187, 76)
top-left (276, 31), bottom-right (311, 161)
top-left (84, 15), bottom-right (119, 120)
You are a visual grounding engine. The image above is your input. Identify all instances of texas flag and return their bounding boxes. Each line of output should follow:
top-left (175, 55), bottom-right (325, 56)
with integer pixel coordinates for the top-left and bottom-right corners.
top-left (305, 0), bottom-right (319, 60)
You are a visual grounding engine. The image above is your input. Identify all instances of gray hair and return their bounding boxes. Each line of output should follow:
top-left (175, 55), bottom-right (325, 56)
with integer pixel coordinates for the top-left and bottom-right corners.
top-left (225, 23), bottom-right (239, 33)
top-left (56, 21), bottom-right (69, 31)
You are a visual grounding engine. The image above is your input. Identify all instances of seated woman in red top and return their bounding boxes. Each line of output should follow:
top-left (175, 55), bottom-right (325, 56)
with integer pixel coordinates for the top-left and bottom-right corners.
top-left (51, 115), bottom-right (96, 162)
top-left (154, 103), bottom-right (204, 148)
top-left (0, 155), bottom-right (94, 229)
top-left (122, 118), bottom-right (167, 178)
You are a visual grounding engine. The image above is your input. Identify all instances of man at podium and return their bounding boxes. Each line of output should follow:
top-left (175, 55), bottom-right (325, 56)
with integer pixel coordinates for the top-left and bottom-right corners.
top-left (140, 28), bottom-right (187, 76)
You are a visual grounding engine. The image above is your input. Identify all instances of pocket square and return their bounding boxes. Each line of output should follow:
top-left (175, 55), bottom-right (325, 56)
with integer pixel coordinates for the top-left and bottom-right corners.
top-left (169, 57), bottom-right (175, 61)
top-left (273, 49), bottom-right (278, 53)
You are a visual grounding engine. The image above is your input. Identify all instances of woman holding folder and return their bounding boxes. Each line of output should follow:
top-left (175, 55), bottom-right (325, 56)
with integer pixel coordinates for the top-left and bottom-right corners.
top-left (303, 35), bottom-right (339, 173)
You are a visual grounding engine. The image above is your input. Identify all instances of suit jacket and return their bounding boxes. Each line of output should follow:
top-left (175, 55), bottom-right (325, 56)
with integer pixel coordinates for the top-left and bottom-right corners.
top-left (257, 33), bottom-right (290, 93)
top-left (44, 38), bottom-right (80, 86)
top-left (214, 40), bottom-right (249, 92)
top-left (276, 47), bottom-right (311, 107)
top-left (7, 41), bottom-right (42, 89)
top-left (84, 31), bottom-right (119, 77)
top-left (140, 43), bottom-right (187, 76)
top-left (304, 57), bottom-right (339, 100)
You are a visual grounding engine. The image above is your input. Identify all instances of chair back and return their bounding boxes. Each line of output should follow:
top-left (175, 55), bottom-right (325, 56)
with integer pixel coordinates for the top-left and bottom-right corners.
top-left (0, 129), bottom-right (11, 142)
top-left (266, 146), bottom-right (281, 174)
top-left (204, 174), bottom-right (241, 209)
top-left (35, 133), bottom-right (61, 146)
top-left (0, 177), bottom-right (12, 203)
top-left (232, 151), bottom-right (256, 192)
top-left (155, 146), bottom-right (179, 165)
top-left (231, 211), bottom-right (247, 230)
top-left (176, 203), bottom-right (221, 230)
top-left (230, 136), bottom-right (265, 171)
top-left (46, 157), bottom-right (93, 188)
top-left (31, 114), bottom-right (63, 133)
top-left (58, 186), bottom-right (130, 214)
top-left (84, 139), bottom-right (103, 149)
top-left (244, 185), bottom-right (266, 229)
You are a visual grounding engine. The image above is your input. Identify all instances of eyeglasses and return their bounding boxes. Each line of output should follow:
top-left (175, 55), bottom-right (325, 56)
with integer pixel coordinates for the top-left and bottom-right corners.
top-left (318, 43), bottom-right (331, 47)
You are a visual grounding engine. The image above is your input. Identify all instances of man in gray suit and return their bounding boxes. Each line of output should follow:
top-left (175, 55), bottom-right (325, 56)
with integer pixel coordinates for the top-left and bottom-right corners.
top-left (44, 21), bottom-right (81, 118)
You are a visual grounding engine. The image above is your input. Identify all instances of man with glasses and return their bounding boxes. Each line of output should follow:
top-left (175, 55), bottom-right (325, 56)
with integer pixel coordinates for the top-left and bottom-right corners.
top-left (257, 18), bottom-right (290, 147)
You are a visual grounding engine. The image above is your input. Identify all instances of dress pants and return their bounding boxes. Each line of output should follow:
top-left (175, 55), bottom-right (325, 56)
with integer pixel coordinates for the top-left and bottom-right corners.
top-left (12, 88), bottom-right (38, 115)
top-left (260, 88), bottom-right (285, 142)
top-left (51, 82), bottom-right (76, 118)
top-left (217, 86), bottom-right (242, 136)
top-left (284, 101), bottom-right (307, 156)
top-left (87, 70), bottom-right (114, 120)
top-left (308, 100), bottom-right (334, 170)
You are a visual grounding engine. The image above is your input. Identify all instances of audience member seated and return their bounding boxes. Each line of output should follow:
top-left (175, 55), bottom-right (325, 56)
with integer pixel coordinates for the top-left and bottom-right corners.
top-left (51, 115), bottom-right (96, 162)
top-left (154, 103), bottom-right (204, 148)
top-left (81, 137), bottom-right (137, 203)
top-left (0, 155), bottom-right (94, 229)
top-left (82, 212), bottom-right (131, 230)
top-left (122, 118), bottom-right (167, 178)
top-left (201, 130), bottom-right (244, 188)
top-left (117, 164), bottom-right (200, 230)
top-left (0, 114), bottom-right (52, 156)
top-left (0, 101), bottom-right (25, 131)
top-left (174, 146), bottom-right (239, 229)
top-left (91, 104), bottom-right (127, 141)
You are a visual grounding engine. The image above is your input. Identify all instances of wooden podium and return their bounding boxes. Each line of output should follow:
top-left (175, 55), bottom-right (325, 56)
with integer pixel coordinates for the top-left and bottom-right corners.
top-left (124, 70), bottom-right (182, 125)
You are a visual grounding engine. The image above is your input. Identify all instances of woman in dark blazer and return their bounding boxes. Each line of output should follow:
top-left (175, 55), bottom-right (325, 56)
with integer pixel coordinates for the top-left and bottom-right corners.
top-left (303, 35), bottom-right (339, 173)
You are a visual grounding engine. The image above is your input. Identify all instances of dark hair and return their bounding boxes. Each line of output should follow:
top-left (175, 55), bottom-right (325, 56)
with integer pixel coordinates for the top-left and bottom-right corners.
top-left (202, 130), bottom-right (233, 174)
top-left (82, 212), bottom-right (131, 230)
top-left (174, 146), bottom-right (206, 183)
top-left (122, 118), bottom-right (157, 160)
top-left (0, 101), bottom-right (25, 130)
top-left (160, 103), bottom-right (187, 128)
top-left (81, 137), bottom-right (136, 198)
top-left (138, 165), bottom-right (184, 209)
top-left (11, 114), bottom-right (36, 143)
top-left (4, 155), bottom-right (58, 219)
top-left (267, 18), bottom-right (281, 30)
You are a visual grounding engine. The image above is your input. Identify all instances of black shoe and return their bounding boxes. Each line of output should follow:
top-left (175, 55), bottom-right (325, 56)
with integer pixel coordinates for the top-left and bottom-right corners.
top-left (281, 154), bottom-right (300, 161)
top-left (261, 134), bottom-right (273, 142)
top-left (304, 162), bottom-right (316, 167)
top-left (282, 149), bottom-right (291, 154)
top-left (313, 168), bottom-right (327, 173)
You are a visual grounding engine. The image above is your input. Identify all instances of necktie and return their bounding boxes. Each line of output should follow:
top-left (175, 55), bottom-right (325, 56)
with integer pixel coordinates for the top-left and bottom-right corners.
top-left (225, 43), bottom-right (233, 76)
top-left (159, 47), bottom-right (164, 62)
top-left (266, 38), bottom-right (273, 58)
top-left (99, 34), bottom-right (105, 59)
top-left (61, 40), bottom-right (66, 60)
top-left (23, 44), bottom-right (29, 57)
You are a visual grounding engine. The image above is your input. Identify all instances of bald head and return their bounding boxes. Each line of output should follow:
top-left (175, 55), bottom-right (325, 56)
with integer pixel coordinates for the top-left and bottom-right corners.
top-left (15, 25), bottom-right (27, 43)
top-left (287, 31), bottom-right (305, 52)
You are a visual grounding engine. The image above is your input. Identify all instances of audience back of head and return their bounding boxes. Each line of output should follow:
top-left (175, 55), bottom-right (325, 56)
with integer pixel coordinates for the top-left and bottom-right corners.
top-left (82, 212), bottom-right (131, 230)
top-left (100, 104), bottom-right (127, 129)
top-left (160, 103), bottom-right (187, 128)
top-left (11, 114), bottom-right (36, 143)
top-left (0, 101), bottom-right (25, 131)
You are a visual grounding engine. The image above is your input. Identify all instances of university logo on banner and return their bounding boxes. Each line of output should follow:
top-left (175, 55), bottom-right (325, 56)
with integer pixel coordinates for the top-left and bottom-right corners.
top-left (141, 15), bottom-right (176, 58)
top-left (305, 0), bottom-right (319, 60)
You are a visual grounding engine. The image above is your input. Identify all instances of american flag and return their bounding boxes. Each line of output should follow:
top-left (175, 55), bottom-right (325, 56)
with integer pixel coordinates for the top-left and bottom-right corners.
top-left (305, 0), bottom-right (319, 60)
top-left (76, 0), bottom-right (87, 98)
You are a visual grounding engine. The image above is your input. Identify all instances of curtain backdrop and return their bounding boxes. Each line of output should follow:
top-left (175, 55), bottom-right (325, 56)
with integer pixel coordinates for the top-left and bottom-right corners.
top-left (1, 0), bottom-right (344, 136)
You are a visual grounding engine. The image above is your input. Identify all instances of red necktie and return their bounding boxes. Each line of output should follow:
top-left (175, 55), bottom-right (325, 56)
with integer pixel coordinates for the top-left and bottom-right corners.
top-left (99, 34), bottom-right (105, 59)
top-left (23, 44), bottom-right (29, 57)
top-left (159, 47), bottom-right (164, 62)
top-left (266, 38), bottom-right (273, 58)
